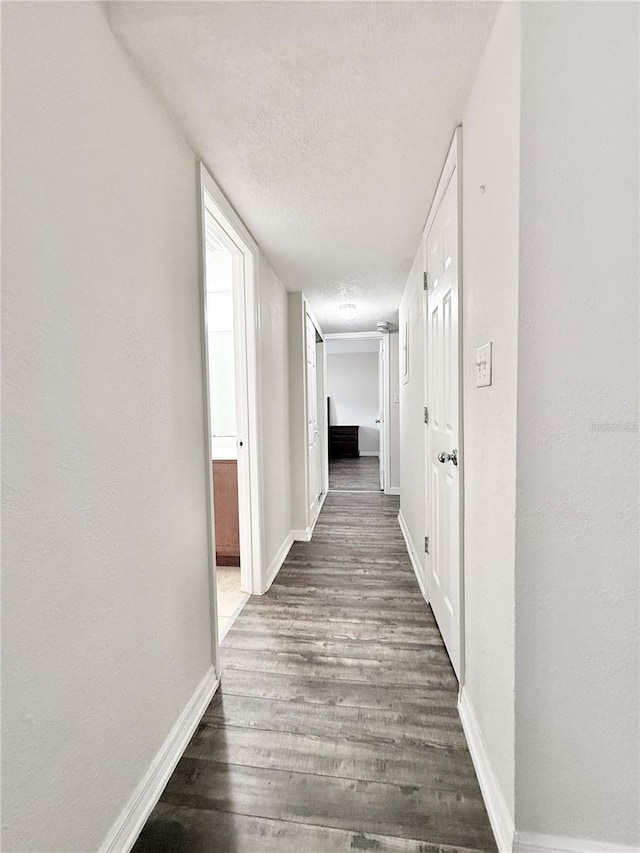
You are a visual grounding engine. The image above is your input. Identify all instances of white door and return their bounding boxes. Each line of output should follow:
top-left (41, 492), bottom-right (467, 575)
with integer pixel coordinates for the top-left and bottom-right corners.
top-left (378, 339), bottom-right (385, 491)
top-left (426, 168), bottom-right (461, 679)
top-left (306, 314), bottom-right (320, 517)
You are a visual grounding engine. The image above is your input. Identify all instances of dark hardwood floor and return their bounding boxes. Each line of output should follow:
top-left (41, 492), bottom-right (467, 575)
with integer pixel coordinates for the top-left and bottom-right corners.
top-left (329, 456), bottom-right (381, 491)
top-left (133, 491), bottom-right (495, 853)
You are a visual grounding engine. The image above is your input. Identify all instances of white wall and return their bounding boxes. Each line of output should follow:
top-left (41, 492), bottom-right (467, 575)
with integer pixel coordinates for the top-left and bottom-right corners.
top-left (258, 259), bottom-right (292, 573)
top-left (1, 4), bottom-right (213, 851)
top-left (206, 240), bottom-right (237, 458)
top-left (2, 2), bottom-right (296, 849)
top-left (515, 3), bottom-right (639, 846)
top-left (327, 352), bottom-right (380, 453)
top-left (398, 252), bottom-right (427, 578)
top-left (461, 0), bottom-right (520, 823)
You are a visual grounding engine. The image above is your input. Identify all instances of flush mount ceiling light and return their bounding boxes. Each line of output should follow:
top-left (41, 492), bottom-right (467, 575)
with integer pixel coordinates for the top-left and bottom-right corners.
top-left (338, 303), bottom-right (357, 319)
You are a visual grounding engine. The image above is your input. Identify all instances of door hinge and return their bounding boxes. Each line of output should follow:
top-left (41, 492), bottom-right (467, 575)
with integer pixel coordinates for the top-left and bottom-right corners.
top-left (424, 536), bottom-right (429, 554)
top-left (423, 271), bottom-right (428, 290)
top-left (424, 406), bottom-right (429, 424)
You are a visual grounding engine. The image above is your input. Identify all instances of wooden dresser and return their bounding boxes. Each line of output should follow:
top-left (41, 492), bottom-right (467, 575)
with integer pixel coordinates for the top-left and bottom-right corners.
top-left (329, 425), bottom-right (359, 458)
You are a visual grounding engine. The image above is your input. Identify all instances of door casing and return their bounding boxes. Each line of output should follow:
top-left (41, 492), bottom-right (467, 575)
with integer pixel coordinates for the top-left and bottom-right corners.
top-left (422, 128), bottom-right (465, 687)
top-left (198, 164), bottom-right (264, 670)
top-left (324, 330), bottom-right (392, 493)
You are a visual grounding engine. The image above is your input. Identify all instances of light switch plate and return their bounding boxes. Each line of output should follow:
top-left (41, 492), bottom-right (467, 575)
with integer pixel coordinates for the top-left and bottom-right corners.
top-left (476, 342), bottom-right (492, 387)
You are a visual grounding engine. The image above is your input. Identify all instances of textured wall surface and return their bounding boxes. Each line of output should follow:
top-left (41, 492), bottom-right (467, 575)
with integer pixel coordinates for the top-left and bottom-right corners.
top-left (106, 2), bottom-right (497, 333)
top-left (1, 3), bottom-right (213, 850)
top-left (516, 2), bottom-right (639, 845)
top-left (461, 1), bottom-right (520, 821)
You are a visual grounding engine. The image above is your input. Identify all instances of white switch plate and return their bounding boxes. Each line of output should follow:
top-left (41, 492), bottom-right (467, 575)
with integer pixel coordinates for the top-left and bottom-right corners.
top-left (476, 342), bottom-right (492, 387)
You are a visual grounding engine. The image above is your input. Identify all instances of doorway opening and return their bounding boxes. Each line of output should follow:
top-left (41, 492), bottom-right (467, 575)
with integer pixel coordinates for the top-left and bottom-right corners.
top-left (324, 332), bottom-right (391, 493)
top-left (200, 167), bottom-right (262, 649)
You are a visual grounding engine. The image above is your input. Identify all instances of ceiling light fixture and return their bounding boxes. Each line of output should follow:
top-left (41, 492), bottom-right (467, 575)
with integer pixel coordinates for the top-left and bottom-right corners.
top-left (339, 303), bottom-right (357, 319)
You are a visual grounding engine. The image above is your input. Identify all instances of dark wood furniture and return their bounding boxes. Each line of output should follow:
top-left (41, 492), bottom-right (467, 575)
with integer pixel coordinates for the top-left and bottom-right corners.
top-left (329, 425), bottom-right (359, 458)
top-left (212, 460), bottom-right (240, 566)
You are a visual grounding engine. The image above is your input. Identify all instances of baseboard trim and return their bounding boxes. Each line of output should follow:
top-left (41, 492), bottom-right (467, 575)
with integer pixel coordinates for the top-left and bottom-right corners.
top-left (260, 531), bottom-right (294, 594)
top-left (100, 666), bottom-right (219, 853)
top-left (385, 486), bottom-right (401, 496)
top-left (515, 831), bottom-right (639, 853)
top-left (292, 527), bottom-right (311, 542)
top-left (292, 492), bottom-right (327, 544)
top-left (458, 687), bottom-right (515, 853)
top-left (359, 450), bottom-right (379, 457)
top-left (397, 510), bottom-right (427, 601)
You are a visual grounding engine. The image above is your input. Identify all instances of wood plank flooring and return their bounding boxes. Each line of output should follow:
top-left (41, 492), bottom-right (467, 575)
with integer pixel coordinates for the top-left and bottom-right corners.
top-left (329, 456), bottom-right (381, 491)
top-left (132, 491), bottom-right (495, 853)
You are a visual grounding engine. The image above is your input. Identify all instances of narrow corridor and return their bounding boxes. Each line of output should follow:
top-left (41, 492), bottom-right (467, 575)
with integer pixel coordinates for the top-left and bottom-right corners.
top-left (133, 491), bottom-right (495, 852)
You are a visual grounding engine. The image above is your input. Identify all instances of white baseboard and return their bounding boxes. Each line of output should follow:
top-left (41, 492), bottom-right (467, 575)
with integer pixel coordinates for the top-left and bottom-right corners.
top-left (397, 510), bottom-right (427, 600)
top-left (292, 492), bottom-right (326, 544)
top-left (100, 666), bottom-right (219, 853)
top-left (292, 527), bottom-right (311, 542)
top-left (515, 831), bottom-right (639, 853)
top-left (458, 687), bottom-right (515, 853)
top-left (385, 485), bottom-right (401, 496)
top-left (359, 450), bottom-right (379, 457)
top-left (260, 531), bottom-right (294, 593)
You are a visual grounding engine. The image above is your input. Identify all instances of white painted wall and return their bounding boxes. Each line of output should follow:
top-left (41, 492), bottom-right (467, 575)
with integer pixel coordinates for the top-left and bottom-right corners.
top-left (1, 4), bottom-right (213, 851)
top-left (515, 3), bottom-right (639, 846)
top-left (258, 259), bottom-right (292, 575)
top-left (206, 240), bottom-right (237, 459)
top-left (327, 352), bottom-right (380, 454)
top-left (398, 252), bottom-right (427, 580)
top-left (2, 2), bottom-right (296, 849)
top-left (461, 0), bottom-right (520, 823)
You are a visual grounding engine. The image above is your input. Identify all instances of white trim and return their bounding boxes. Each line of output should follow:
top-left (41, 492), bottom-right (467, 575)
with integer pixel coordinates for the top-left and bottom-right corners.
top-left (324, 331), bottom-right (382, 340)
top-left (398, 510), bottom-right (427, 601)
top-left (100, 667), bottom-right (219, 853)
top-left (325, 330), bottom-right (391, 497)
top-left (385, 486), bottom-right (401, 496)
top-left (200, 164), bottom-right (264, 601)
top-left (292, 528), bottom-right (312, 542)
top-left (514, 832), bottom-right (638, 853)
top-left (422, 126), bottom-right (465, 684)
top-left (458, 687), bottom-right (515, 853)
top-left (260, 531), bottom-right (294, 594)
top-left (293, 490), bottom-right (327, 543)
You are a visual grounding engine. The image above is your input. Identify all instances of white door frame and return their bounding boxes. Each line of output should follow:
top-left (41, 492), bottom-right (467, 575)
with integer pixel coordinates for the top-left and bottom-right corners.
top-left (324, 330), bottom-right (391, 493)
top-left (422, 128), bottom-right (465, 685)
top-left (198, 164), bottom-right (263, 667)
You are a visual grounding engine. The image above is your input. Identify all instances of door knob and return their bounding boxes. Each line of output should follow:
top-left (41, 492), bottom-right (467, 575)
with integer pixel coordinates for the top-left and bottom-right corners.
top-left (375, 419), bottom-right (381, 424)
top-left (438, 449), bottom-right (458, 466)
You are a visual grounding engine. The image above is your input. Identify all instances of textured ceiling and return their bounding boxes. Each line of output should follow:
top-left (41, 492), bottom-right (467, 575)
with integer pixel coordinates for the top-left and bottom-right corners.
top-left (107, 2), bottom-right (497, 333)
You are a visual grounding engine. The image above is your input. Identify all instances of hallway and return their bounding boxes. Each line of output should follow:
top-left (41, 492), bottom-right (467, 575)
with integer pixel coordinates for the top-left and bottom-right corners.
top-left (329, 457), bottom-right (381, 492)
top-left (132, 491), bottom-right (495, 852)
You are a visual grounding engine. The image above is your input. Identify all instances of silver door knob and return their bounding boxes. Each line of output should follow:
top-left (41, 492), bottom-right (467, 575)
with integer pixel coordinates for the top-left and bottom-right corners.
top-left (438, 449), bottom-right (458, 466)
